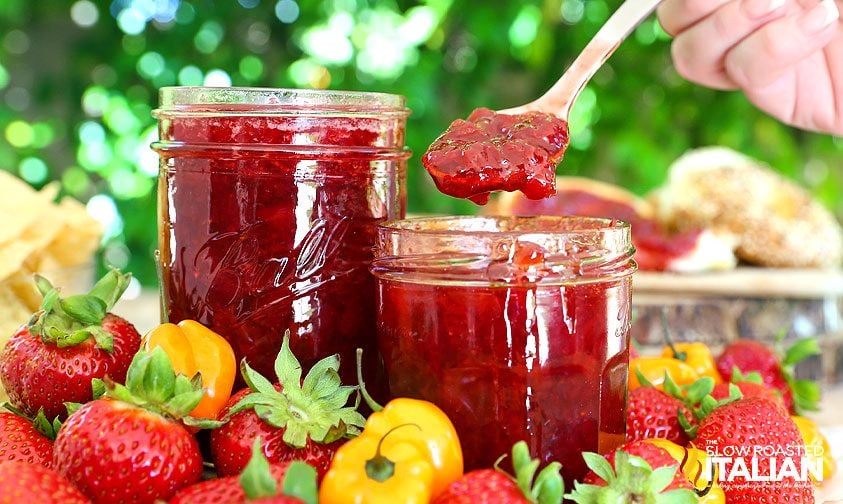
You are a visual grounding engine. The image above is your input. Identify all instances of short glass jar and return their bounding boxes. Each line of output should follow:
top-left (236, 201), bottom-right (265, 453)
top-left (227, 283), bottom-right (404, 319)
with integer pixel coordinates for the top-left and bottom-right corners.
top-left (371, 216), bottom-right (635, 484)
top-left (153, 87), bottom-right (410, 386)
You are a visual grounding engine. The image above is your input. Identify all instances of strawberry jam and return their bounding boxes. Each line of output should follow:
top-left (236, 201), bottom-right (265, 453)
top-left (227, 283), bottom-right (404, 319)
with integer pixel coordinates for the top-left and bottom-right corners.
top-left (422, 108), bottom-right (569, 205)
top-left (153, 87), bottom-right (409, 386)
top-left (372, 216), bottom-right (635, 485)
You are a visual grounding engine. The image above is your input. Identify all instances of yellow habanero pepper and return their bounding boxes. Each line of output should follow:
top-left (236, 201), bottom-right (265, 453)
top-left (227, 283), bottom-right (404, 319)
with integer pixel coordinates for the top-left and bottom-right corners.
top-left (319, 351), bottom-right (464, 503)
top-left (792, 415), bottom-right (836, 483)
top-left (645, 439), bottom-right (726, 504)
top-left (629, 356), bottom-right (700, 391)
top-left (661, 342), bottom-right (722, 383)
top-left (319, 424), bottom-right (436, 504)
top-left (142, 320), bottom-right (236, 419)
top-left (320, 398), bottom-right (464, 503)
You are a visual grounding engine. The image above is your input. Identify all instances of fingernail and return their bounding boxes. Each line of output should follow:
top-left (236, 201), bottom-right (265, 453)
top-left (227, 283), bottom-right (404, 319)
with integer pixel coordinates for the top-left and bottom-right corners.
top-left (743, 0), bottom-right (787, 18)
top-left (800, 0), bottom-right (840, 33)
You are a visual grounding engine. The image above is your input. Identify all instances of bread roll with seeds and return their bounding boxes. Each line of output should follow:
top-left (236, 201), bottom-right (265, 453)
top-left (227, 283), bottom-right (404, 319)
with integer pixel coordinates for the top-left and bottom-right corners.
top-left (654, 147), bottom-right (842, 268)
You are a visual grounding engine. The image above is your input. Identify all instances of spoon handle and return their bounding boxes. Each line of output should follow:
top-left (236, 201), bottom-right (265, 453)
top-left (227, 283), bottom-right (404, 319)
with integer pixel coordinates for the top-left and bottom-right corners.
top-left (508, 0), bottom-right (666, 117)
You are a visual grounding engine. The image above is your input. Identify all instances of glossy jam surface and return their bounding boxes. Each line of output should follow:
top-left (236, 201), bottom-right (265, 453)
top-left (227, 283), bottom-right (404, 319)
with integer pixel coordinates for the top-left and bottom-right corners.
top-left (156, 96), bottom-right (407, 385)
top-left (422, 108), bottom-right (569, 205)
top-left (373, 217), bottom-right (633, 485)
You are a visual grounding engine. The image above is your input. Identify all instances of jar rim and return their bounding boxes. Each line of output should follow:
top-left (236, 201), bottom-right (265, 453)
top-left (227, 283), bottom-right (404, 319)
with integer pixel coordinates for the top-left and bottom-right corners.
top-left (373, 216), bottom-right (636, 286)
top-left (154, 86), bottom-right (409, 117)
top-left (378, 215), bottom-right (630, 238)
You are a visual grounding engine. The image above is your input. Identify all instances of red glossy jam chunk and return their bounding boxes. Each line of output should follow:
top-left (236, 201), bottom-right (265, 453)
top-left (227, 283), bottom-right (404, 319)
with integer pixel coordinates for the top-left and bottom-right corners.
top-left (486, 240), bottom-right (548, 282)
top-left (422, 108), bottom-right (570, 204)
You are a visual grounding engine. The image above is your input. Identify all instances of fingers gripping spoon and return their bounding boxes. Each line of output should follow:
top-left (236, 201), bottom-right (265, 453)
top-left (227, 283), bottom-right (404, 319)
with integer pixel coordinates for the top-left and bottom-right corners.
top-left (422, 0), bottom-right (667, 204)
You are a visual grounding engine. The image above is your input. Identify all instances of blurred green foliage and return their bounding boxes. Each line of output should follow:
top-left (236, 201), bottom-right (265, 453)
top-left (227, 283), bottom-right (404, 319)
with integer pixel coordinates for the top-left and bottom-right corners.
top-left (0, 0), bottom-right (840, 285)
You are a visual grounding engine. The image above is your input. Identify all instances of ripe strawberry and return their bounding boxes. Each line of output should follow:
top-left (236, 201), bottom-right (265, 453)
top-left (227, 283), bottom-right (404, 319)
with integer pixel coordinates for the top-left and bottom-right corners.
top-left (434, 441), bottom-right (563, 504)
top-left (170, 439), bottom-right (317, 504)
top-left (711, 380), bottom-right (783, 406)
top-left (434, 470), bottom-right (530, 503)
top-left (210, 333), bottom-right (365, 480)
top-left (570, 440), bottom-right (696, 503)
top-left (626, 386), bottom-right (691, 445)
top-left (694, 396), bottom-right (815, 502)
top-left (0, 461), bottom-right (89, 503)
top-left (53, 348), bottom-right (207, 503)
top-left (0, 410), bottom-right (55, 467)
top-left (716, 338), bottom-right (820, 414)
top-left (710, 369), bottom-right (785, 408)
top-left (0, 270), bottom-right (141, 420)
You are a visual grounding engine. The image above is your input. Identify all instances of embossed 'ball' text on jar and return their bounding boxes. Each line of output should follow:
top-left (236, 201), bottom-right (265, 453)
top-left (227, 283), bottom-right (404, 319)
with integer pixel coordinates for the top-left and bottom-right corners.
top-left (153, 87), bottom-right (410, 387)
top-left (371, 216), bottom-right (636, 485)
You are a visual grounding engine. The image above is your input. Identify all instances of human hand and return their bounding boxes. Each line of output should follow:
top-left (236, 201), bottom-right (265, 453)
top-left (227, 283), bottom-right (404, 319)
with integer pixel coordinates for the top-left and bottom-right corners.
top-left (658, 0), bottom-right (843, 135)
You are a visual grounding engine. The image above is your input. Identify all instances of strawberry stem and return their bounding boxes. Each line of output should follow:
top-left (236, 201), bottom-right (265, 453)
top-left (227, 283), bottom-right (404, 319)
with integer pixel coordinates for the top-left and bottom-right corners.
top-left (356, 348), bottom-right (383, 413)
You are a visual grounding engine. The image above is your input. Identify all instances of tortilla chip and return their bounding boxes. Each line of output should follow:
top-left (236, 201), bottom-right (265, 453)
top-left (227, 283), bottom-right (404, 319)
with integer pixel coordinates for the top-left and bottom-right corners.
top-left (46, 197), bottom-right (103, 267)
top-left (0, 173), bottom-right (58, 245)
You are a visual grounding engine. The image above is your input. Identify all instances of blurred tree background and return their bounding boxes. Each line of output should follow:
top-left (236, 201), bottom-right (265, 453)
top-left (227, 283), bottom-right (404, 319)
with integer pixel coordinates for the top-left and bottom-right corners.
top-left (0, 0), bottom-right (840, 285)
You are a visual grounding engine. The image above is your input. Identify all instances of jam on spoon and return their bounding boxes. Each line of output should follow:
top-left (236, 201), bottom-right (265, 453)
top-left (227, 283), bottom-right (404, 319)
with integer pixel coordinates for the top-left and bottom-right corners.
top-left (422, 108), bottom-right (569, 205)
top-left (422, 0), bottom-right (665, 204)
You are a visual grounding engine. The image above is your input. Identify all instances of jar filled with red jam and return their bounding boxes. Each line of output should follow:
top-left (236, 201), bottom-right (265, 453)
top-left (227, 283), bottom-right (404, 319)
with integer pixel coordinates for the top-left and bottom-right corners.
top-left (371, 216), bottom-right (635, 484)
top-left (153, 87), bottom-right (410, 386)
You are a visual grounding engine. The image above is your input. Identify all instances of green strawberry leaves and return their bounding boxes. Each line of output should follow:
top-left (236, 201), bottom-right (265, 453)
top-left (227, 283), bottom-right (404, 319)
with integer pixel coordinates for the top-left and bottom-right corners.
top-left (567, 451), bottom-right (697, 504)
top-left (782, 338), bottom-right (820, 367)
top-left (780, 338), bottom-right (822, 413)
top-left (103, 347), bottom-right (206, 421)
top-left (656, 372), bottom-right (741, 438)
top-left (27, 269), bottom-right (132, 351)
top-left (730, 368), bottom-right (762, 384)
top-left (790, 378), bottom-right (822, 413)
top-left (31, 408), bottom-right (61, 440)
top-left (87, 269), bottom-right (131, 312)
top-left (281, 461), bottom-right (319, 504)
top-left (239, 438), bottom-right (318, 504)
top-left (494, 441), bottom-right (564, 504)
top-left (59, 295), bottom-right (106, 325)
top-left (2, 404), bottom-right (61, 440)
top-left (226, 331), bottom-right (365, 448)
top-left (240, 438), bottom-right (278, 499)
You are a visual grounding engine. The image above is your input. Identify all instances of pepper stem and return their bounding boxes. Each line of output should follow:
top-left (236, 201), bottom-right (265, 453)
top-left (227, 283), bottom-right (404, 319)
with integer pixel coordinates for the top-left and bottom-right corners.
top-left (661, 308), bottom-right (686, 361)
top-left (355, 348), bottom-right (383, 412)
top-left (364, 423), bottom-right (421, 483)
top-left (685, 442), bottom-right (714, 498)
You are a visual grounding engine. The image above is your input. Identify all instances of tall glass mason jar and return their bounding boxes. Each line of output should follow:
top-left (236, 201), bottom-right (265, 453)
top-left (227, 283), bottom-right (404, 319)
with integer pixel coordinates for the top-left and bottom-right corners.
top-left (371, 216), bottom-right (635, 485)
top-left (154, 87), bottom-right (410, 386)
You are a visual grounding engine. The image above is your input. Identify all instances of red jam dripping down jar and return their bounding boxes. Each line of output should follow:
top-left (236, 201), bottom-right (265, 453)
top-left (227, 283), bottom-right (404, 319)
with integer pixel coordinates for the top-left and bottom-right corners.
top-left (371, 216), bottom-right (635, 485)
top-left (153, 87), bottom-right (410, 388)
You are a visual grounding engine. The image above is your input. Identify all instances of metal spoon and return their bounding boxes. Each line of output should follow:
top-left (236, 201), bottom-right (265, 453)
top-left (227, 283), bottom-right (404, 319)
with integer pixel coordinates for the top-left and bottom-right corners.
top-left (501, 0), bottom-right (666, 118)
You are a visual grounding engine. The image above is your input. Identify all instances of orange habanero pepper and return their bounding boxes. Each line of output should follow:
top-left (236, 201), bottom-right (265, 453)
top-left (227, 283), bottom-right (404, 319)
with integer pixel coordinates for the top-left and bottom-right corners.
top-left (629, 356), bottom-right (700, 391)
top-left (142, 320), bottom-right (236, 419)
top-left (661, 342), bottom-right (722, 383)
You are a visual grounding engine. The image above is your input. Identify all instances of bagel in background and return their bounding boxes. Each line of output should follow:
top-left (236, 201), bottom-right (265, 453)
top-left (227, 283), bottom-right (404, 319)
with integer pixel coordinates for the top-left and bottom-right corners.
top-left (653, 147), bottom-right (842, 269)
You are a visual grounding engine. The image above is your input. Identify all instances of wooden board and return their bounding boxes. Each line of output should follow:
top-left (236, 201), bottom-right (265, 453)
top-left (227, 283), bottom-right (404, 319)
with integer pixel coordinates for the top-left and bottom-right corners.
top-left (634, 267), bottom-right (843, 299)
